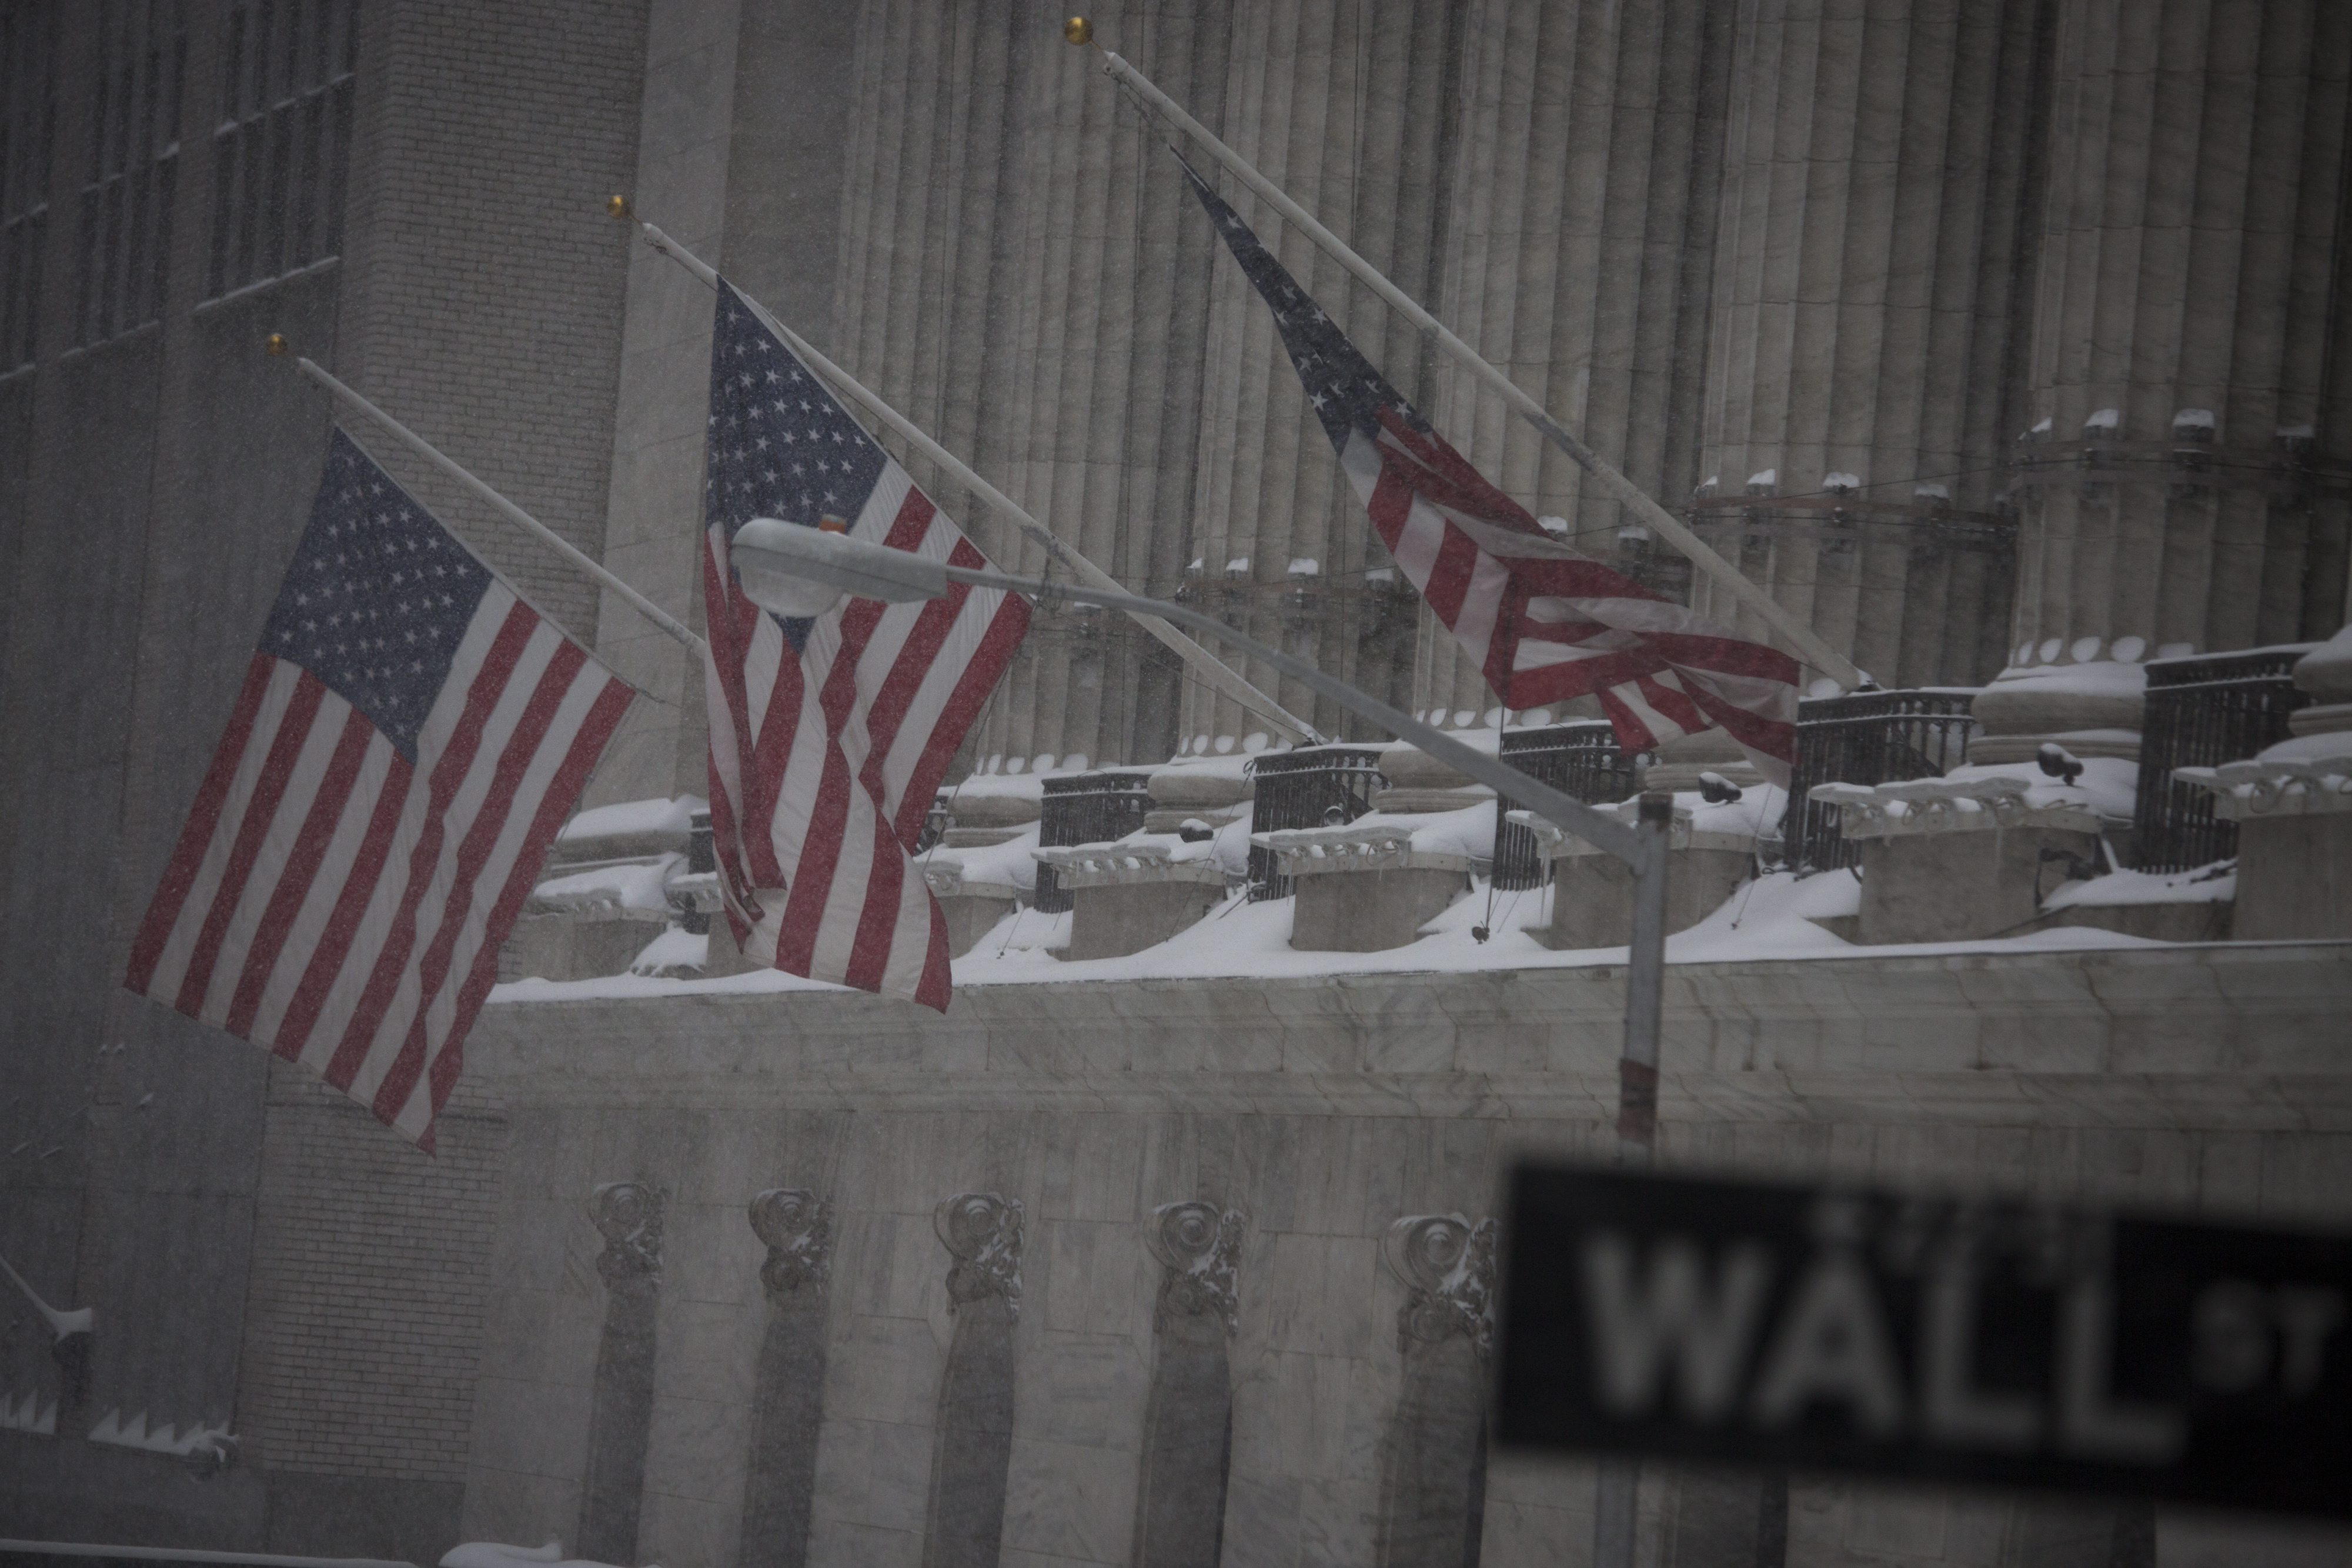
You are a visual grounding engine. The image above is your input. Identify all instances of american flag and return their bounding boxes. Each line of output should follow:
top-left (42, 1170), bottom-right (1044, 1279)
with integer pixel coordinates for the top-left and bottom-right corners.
top-left (1178, 159), bottom-right (1800, 783)
top-left (125, 431), bottom-right (633, 1150)
top-left (701, 280), bottom-right (1029, 1010)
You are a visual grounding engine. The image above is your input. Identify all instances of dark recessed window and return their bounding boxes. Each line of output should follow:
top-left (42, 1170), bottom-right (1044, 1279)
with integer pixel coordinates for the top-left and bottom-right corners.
top-left (74, 0), bottom-right (185, 347)
top-left (0, 4), bottom-right (57, 372)
top-left (207, 0), bottom-right (354, 300)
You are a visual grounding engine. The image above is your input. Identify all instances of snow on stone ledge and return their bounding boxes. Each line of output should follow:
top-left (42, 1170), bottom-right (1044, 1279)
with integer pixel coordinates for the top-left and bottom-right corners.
top-left (924, 821), bottom-right (1043, 892)
top-left (2043, 864), bottom-right (2234, 911)
top-left (486, 860), bottom-right (2184, 1006)
top-left (557, 795), bottom-right (704, 843)
top-left (530, 852), bottom-right (681, 917)
top-left (443, 1544), bottom-right (639, 1568)
top-left (1983, 657), bottom-right (2149, 700)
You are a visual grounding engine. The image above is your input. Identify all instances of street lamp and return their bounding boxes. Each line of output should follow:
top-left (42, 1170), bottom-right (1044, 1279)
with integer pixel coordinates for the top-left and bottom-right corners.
top-left (735, 516), bottom-right (1671, 1560)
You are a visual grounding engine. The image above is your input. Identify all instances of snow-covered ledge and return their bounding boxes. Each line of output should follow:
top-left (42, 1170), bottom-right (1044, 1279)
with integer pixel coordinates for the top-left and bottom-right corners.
top-left (1254, 823), bottom-right (1478, 880)
top-left (1034, 842), bottom-right (1230, 889)
top-left (2173, 747), bottom-right (2352, 821)
top-left (1807, 776), bottom-right (2102, 838)
top-left (1511, 797), bottom-right (1764, 858)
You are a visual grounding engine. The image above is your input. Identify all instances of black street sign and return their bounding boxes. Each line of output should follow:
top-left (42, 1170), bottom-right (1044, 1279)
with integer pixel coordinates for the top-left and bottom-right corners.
top-left (1494, 1164), bottom-right (2352, 1518)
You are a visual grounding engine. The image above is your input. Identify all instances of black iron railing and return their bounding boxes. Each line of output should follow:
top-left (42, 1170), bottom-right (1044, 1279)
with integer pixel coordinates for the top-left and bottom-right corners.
top-left (1033, 770), bottom-right (1154, 912)
top-left (1487, 722), bottom-right (1640, 889)
top-left (1244, 745), bottom-right (1388, 900)
top-left (1785, 690), bottom-right (1979, 871)
top-left (2132, 647), bottom-right (2313, 872)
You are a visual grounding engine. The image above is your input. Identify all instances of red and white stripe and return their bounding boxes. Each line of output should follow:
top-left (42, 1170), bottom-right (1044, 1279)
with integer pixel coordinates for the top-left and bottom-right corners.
top-left (703, 464), bottom-right (1029, 1012)
top-left (125, 584), bottom-right (632, 1149)
top-left (1342, 409), bottom-right (1800, 783)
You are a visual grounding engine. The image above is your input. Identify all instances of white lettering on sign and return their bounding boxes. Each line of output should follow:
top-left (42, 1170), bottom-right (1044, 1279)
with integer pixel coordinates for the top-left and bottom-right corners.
top-left (1920, 1259), bottom-right (2038, 1450)
top-left (1579, 1233), bottom-right (1772, 1422)
top-left (2194, 1281), bottom-right (2346, 1399)
top-left (1749, 1252), bottom-right (1906, 1435)
top-left (2057, 1278), bottom-right (2185, 1464)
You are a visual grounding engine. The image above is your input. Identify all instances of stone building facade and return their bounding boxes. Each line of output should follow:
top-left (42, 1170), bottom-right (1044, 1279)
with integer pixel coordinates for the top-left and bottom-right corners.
top-left (3, 0), bottom-right (2351, 1562)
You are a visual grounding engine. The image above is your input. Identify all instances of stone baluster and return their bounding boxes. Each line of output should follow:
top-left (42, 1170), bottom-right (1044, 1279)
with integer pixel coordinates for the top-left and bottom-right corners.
top-left (576, 1181), bottom-right (665, 1567)
top-left (737, 1189), bottom-right (835, 1568)
top-left (1131, 1200), bottom-right (1247, 1568)
top-left (923, 1192), bottom-right (1024, 1568)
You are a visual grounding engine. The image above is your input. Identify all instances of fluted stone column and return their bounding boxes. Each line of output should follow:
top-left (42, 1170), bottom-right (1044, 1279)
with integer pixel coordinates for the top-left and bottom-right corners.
top-left (2013, 0), bottom-right (2352, 660)
top-left (1693, 0), bottom-right (2050, 690)
top-left (1415, 0), bottom-right (1737, 721)
top-left (1181, 0), bottom-right (1467, 747)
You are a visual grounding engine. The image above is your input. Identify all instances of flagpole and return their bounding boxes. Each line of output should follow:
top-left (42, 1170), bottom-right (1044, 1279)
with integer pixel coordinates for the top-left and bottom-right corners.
top-left (273, 340), bottom-right (707, 656)
top-left (628, 217), bottom-right (1329, 747)
top-left (1075, 29), bottom-right (1869, 692)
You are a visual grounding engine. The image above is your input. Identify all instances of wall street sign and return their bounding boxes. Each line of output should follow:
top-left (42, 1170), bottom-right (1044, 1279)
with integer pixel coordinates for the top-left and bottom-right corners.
top-left (1493, 1164), bottom-right (2352, 1517)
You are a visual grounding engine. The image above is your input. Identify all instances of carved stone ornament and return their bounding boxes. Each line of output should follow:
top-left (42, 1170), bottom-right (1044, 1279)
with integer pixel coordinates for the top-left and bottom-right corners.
top-left (935, 1192), bottom-right (1024, 1318)
top-left (1145, 1200), bottom-right (1247, 1336)
top-left (1382, 1213), bottom-right (1498, 1359)
top-left (750, 1188), bottom-right (833, 1300)
top-left (590, 1182), bottom-right (666, 1287)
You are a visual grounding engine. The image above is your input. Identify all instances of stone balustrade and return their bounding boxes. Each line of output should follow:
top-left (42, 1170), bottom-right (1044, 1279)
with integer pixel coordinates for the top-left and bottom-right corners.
top-left (1253, 821), bottom-right (1478, 954)
top-left (2175, 742), bottom-right (2352, 942)
top-left (1030, 840), bottom-right (1231, 962)
top-left (1511, 801), bottom-right (1758, 951)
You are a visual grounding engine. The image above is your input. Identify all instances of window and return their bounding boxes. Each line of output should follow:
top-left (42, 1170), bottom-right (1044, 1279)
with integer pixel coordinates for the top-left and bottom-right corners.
top-left (1, 4), bottom-right (58, 370)
top-left (75, 0), bottom-right (185, 346)
top-left (208, 0), bottom-right (354, 299)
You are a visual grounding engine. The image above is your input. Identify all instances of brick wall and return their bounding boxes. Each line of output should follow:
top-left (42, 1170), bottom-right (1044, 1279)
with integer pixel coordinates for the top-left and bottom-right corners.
top-left (334, 0), bottom-right (652, 644)
top-left (235, 1070), bottom-right (508, 1481)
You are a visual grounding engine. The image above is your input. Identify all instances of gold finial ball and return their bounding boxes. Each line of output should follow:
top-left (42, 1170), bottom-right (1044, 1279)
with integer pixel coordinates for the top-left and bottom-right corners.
top-left (1063, 15), bottom-right (1093, 45)
top-left (263, 333), bottom-right (288, 356)
top-left (606, 193), bottom-right (630, 219)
